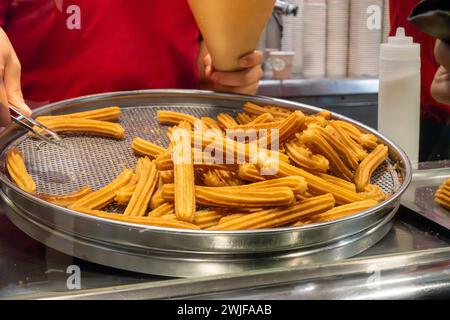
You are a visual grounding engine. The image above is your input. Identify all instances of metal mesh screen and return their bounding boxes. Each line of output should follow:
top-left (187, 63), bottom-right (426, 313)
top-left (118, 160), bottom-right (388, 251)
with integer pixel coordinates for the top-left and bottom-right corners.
top-left (1, 106), bottom-right (396, 195)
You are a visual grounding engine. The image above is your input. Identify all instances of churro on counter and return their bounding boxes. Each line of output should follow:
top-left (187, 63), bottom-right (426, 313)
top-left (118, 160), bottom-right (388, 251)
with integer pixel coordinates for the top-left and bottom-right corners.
top-left (435, 179), bottom-right (450, 210)
top-left (6, 148), bottom-right (36, 194)
top-left (8, 101), bottom-right (393, 231)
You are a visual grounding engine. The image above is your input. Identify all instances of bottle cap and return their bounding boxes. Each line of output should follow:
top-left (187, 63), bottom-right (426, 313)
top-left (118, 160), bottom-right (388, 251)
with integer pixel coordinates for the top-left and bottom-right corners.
top-left (380, 27), bottom-right (420, 62)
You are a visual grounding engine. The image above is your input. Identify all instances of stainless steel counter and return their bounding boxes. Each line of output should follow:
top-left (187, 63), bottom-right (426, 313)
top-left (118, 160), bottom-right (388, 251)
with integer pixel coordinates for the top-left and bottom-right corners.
top-left (1, 165), bottom-right (449, 300)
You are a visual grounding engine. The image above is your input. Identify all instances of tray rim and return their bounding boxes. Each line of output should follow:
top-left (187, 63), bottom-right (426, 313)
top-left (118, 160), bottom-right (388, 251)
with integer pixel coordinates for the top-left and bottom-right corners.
top-left (0, 89), bottom-right (413, 236)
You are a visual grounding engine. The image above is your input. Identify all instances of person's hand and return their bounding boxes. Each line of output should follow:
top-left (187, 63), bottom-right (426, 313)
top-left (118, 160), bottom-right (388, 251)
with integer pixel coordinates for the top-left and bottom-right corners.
top-left (202, 51), bottom-right (263, 95)
top-left (0, 28), bottom-right (30, 127)
top-left (431, 40), bottom-right (450, 105)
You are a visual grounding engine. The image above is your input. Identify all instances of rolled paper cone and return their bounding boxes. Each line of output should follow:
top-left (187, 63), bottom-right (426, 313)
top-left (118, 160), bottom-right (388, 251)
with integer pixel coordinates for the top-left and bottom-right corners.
top-left (188, 0), bottom-right (275, 71)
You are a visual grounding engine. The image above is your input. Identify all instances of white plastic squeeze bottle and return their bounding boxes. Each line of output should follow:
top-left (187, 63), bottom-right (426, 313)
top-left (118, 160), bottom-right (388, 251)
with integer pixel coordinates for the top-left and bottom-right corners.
top-left (378, 27), bottom-right (421, 169)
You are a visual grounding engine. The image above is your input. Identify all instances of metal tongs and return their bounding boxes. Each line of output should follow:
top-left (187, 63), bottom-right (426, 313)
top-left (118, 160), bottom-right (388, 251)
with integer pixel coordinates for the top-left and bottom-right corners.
top-left (9, 102), bottom-right (65, 148)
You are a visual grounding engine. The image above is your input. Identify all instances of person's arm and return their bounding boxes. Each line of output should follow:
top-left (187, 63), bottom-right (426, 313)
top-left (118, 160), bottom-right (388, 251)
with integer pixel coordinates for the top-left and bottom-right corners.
top-left (431, 40), bottom-right (450, 105)
top-left (0, 27), bottom-right (31, 126)
top-left (197, 41), bottom-right (263, 95)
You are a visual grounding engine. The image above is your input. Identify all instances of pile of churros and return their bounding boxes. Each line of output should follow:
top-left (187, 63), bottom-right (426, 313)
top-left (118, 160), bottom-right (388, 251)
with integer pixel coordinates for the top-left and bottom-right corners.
top-left (6, 102), bottom-right (391, 230)
top-left (435, 179), bottom-right (450, 210)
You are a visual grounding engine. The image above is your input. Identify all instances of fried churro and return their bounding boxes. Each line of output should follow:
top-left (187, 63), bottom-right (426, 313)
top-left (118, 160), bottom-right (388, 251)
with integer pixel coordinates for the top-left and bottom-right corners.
top-left (258, 154), bottom-right (364, 205)
top-left (6, 148), bottom-right (36, 194)
top-left (232, 113), bottom-right (275, 130)
top-left (311, 199), bottom-right (379, 222)
top-left (162, 184), bottom-right (295, 208)
top-left (150, 177), bottom-right (167, 209)
top-left (202, 170), bottom-right (244, 187)
top-left (319, 173), bottom-right (357, 193)
top-left (299, 128), bottom-right (353, 181)
top-left (359, 184), bottom-right (386, 202)
top-left (69, 168), bottom-right (133, 210)
top-left (194, 210), bottom-right (225, 229)
top-left (160, 170), bottom-right (174, 184)
top-left (77, 208), bottom-right (200, 229)
top-left (328, 121), bottom-right (367, 161)
top-left (35, 118), bottom-right (125, 139)
top-left (243, 102), bottom-right (291, 119)
top-left (208, 194), bottom-right (335, 230)
top-left (355, 144), bottom-right (388, 191)
top-left (157, 110), bottom-right (198, 127)
top-left (217, 113), bottom-right (239, 130)
top-left (148, 203), bottom-right (175, 217)
top-left (131, 137), bottom-right (167, 158)
top-left (285, 140), bottom-right (329, 173)
top-left (36, 106), bottom-right (121, 122)
top-left (222, 176), bottom-right (307, 196)
top-left (201, 117), bottom-right (222, 131)
top-left (124, 158), bottom-right (159, 217)
top-left (171, 127), bottom-right (196, 223)
top-left (435, 179), bottom-right (450, 210)
top-left (238, 164), bottom-right (266, 182)
top-left (218, 213), bottom-right (246, 224)
top-left (39, 186), bottom-right (93, 207)
top-left (236, 113), bottom-right (254, 125)
top-left (114, 159), bottom-right (143, 205)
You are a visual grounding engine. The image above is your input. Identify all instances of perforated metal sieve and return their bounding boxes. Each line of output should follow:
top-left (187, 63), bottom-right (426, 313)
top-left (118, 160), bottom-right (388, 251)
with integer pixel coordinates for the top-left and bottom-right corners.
top-left (1, 106), bottom-right (398, 197)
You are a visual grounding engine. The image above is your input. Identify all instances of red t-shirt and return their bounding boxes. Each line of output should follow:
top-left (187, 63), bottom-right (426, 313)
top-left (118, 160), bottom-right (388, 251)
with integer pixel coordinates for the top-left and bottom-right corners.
top-left (0, 0), bottom-right (200, 108)
top-left (389, 0), bottom-right (450, 122)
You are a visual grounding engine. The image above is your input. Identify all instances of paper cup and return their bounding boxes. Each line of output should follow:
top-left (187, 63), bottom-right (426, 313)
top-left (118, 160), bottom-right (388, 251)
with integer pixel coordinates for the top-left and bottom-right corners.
top-left (270, 51), bottom-right (295, 80)
top-left (188, 0), bottom-right (275, 72)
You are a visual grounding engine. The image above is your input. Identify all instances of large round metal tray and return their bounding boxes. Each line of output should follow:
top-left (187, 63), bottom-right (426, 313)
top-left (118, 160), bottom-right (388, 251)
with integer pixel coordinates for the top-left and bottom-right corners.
top-left (0, 90), bottom-right (412, 273)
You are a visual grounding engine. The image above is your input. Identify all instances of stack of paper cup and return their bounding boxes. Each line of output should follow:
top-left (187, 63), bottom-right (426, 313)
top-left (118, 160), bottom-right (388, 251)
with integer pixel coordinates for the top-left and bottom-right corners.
top-left (303, 0), bottom-right (327, 78)
top-left (348, 0), bottom-right (383, 77)
top-left (382, 0), bottom-right (391, 43)
top-left (281, 0), bottom-right (304, 74)
top-left (326, 0), bottom-right (350, 78)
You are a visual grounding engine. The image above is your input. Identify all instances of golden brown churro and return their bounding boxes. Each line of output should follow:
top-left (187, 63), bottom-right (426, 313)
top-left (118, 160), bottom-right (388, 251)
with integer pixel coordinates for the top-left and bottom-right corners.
top-left (202, 170), bottom-right (244, 187)
top-left (36, 106), bottom-right (121, 122)
top-left (359, 184), bottom-right (386, 202)
top-left (319, 173), bottom-right (357, 193)
top-left (157, 110), bottom-right (198, 127)
top-left (328, 121), bottom-right (367, 161)
top-left (150, 177), bottom-right (167, 209)
top-left (299, 129), bottom-right (353, 181)
top-left (69, 168), bottom-right (133, 210)
top-left (160, 170), bottom-right (174, 184)
top-left (238, 164), bottom-right (266, 182)
top-left (35, 118), bottom-right (125, 139)
top-left (148, 203), bottom-right (175, 217)
top-left (435, 179), bottom-right (450, 210)
top-left (162, 184), bottom-right (295, 208)
top-left (222, 176), bottom-right (307, 196)
top-left (285, 140), bottom-right (329, 173)
top-left (194, 210), bottom-right (225, 229)
top-left (131, 137), bottom-right (167, 158)
top-left (236, 113), bottom-right (254, 125)
top-left (217, 113), bottom-right (239, 130)
top-left (77, 208), bottom-right (200, 229)
top-left (355, 144), bottom-right (388, 191)
top-left (258, 154), bottom-right (364, 205)
top-left (39, 186), bottom-right (93, 207)
top-left (201, 117), bottom-right (222, 131)
top-left (243, 102), bottom-right (290, 119)
top-left (124, 158), bottom-right (159, 217)
top-left (311, 199), bottom-right (379, 222)
top-left (6, 148), bottom-right (36, 194)
top-left (218, 213), bottom-right (246, 224)
top-left (208, 194), bottom-right (335, 230)
top-left (114, 159), bottom-right (143, 205)
top-left (171, 127), bottom-right (196, 222)
top-left (232, 113), bottom-right (275, 130)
